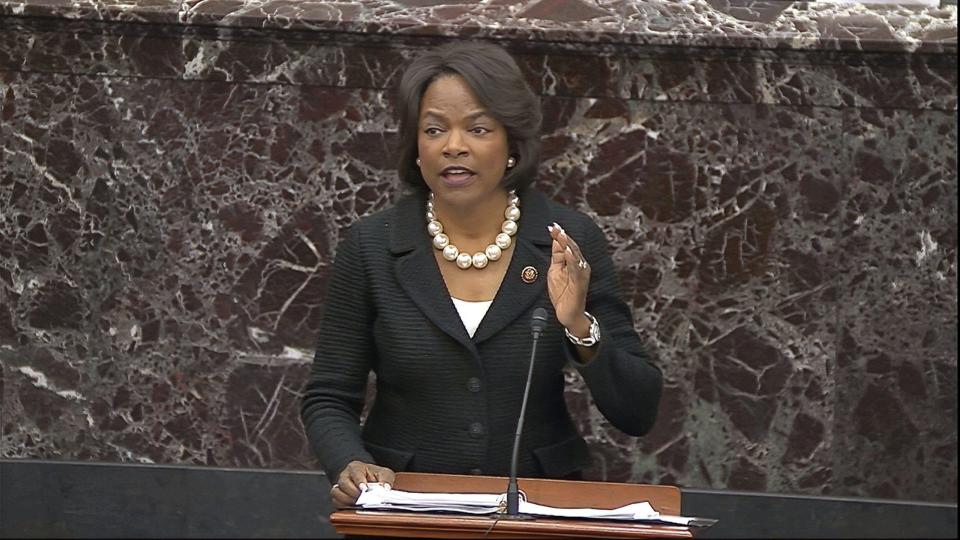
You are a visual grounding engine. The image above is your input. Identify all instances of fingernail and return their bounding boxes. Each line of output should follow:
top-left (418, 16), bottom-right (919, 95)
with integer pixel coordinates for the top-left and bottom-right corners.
top-left (547, 225), bottom-right (554, 232)
top-left (566, 246), bottom-right (572, 253)
top-left (359, 482), bottom-right (367, 490)
top-left (385, 483), bottom-right (392, 490)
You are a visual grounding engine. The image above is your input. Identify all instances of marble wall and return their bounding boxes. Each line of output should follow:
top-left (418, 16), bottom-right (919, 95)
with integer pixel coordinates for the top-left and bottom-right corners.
top-left (1, 0), bottom-right (956, 503)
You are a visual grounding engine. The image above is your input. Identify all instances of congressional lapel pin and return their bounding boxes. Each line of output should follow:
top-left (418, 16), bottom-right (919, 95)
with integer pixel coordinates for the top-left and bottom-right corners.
top-left (521, 266), bottom-right (538, 284)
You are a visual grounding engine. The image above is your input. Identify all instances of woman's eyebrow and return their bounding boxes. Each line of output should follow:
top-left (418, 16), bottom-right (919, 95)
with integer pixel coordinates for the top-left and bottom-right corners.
top-left (421, 110), bottom-right (490, 122)
top-left (464, 110), bottom-right (491, 121)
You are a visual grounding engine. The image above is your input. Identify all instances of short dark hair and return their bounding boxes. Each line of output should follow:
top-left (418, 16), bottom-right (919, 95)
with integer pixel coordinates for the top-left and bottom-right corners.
top-left (395, 41), bottom-right (542, 192)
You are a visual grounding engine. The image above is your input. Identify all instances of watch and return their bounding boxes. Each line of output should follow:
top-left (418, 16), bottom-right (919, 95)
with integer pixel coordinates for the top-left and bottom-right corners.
top-left (565, 311), bottom-right (600, 347)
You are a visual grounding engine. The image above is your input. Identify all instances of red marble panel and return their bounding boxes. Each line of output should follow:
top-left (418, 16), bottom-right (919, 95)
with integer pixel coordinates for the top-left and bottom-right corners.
top-left (834, 108), bottom-right (957, 502)
top-left (0, 3), bottom-right (956, 504)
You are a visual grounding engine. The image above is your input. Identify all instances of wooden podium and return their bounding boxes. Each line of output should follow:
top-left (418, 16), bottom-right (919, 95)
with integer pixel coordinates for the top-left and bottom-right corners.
top-left (331, 472), bottom-right (695, 538)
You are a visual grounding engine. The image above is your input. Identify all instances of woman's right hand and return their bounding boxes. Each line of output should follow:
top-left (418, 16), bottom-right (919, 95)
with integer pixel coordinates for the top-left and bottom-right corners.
top-left (330, 460), bottom-right (397, 509)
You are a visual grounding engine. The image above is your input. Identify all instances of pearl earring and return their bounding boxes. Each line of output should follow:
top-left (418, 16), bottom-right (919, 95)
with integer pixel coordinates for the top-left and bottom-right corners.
top-left (416, 158), bottom-right (422, 166)
top-left (507, 157), bottom-right (516, 168)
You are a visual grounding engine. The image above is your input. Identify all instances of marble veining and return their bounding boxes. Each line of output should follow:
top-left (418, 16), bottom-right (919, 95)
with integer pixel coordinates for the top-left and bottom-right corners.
top-left (0, 0), bottom-right (955, 53)
top-left (1, 0), bottom-right (957, 503)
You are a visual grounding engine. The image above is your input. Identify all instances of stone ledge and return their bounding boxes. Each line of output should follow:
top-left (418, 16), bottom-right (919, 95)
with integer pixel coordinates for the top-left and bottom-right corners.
top-left (0, 0), bottom-right (956, 55)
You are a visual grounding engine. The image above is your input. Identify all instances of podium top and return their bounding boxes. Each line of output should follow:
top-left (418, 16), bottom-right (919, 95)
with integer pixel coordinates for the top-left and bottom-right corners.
top-left (330, 472), bottom-right (693, 539)
top-left (393, 472), bottom-right (682, 515)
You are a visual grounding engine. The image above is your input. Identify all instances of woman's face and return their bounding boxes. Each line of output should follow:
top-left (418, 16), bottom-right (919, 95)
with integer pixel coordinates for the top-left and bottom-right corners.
top-left (417, 75), bottom-right (511, 208)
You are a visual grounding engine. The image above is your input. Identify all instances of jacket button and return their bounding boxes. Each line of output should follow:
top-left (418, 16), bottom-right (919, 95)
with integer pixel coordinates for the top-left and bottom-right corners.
top-left (466, 377), bottom-right (482, 393)
top-left (468, 422), bottom-right (484, 438)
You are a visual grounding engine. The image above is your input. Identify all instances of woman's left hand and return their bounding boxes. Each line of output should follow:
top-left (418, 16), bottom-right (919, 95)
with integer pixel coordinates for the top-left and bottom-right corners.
top-left (547, 223), bottom-right (592, 338)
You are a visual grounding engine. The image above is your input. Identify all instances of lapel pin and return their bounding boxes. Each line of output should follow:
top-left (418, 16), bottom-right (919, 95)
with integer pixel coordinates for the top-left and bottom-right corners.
top-left (521, 266), bottom-right (538, 284)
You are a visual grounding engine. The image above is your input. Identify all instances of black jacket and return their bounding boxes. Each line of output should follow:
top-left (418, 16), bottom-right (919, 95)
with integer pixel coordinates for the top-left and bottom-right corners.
top-left (300, 189), bottom-right (662, 481)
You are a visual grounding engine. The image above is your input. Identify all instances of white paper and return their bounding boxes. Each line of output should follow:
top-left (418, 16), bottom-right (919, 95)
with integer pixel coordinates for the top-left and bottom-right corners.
top-left (353, 483), bottom-right (712, 525)
top-left (652, 515), bottom-right (699, 526)
top-left (355, 484), bottom-right (502, 514)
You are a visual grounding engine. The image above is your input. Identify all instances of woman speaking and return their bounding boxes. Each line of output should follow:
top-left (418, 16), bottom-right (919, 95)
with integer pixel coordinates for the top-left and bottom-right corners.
top-left (300, 41), bottom-right (663, 509)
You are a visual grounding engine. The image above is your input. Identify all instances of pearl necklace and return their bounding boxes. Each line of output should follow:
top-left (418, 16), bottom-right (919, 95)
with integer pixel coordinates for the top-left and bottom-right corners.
top-left (427, 190), bottom-right (520, 270)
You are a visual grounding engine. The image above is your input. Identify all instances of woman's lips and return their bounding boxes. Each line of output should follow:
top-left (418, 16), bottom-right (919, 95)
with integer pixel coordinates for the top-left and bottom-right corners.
top-left (440, 171), bottom-right (476, 187)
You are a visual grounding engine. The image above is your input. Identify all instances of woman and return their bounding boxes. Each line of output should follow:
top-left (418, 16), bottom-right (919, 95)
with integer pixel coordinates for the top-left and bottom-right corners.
top-left (300, 41), bottom-right (662, 509)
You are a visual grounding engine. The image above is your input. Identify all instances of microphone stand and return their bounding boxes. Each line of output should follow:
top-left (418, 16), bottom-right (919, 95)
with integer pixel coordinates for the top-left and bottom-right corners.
top-left (502, 308), bottom-right (548, 519)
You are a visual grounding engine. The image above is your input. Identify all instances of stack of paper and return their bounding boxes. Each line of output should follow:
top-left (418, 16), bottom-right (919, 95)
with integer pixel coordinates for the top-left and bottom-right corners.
top-left (354, 483), bottom-right (715, 526)
top-left (355, 484), bottom-right (503, 514)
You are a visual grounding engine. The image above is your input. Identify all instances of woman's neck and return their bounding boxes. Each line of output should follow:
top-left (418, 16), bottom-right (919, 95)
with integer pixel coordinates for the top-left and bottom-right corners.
top-left (432, 189), bottom-right (510, 250)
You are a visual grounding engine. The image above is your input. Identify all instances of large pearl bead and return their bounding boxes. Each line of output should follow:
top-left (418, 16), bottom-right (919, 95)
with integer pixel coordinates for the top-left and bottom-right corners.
top-left (427, 220), bottom-right (443, 236)
top-left (501, 220), bottom-right (518, 236)
top-left (504, 205), bottom-right (520, 221)
top-left (456, 252), bottom-right (473, 269)
top-left (485, 244), bottom-right (502, 261)
top-left (432, 233), bottom-right (449, 249)
top-left (442, 244), bottom-right (459, 261)
top-left (495, 233), bottom-right (512, 249)
top-left (472, 252), bottom-right (489, 269)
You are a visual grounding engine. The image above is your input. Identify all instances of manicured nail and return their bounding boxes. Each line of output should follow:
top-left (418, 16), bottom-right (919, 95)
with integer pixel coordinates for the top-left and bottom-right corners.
top-left (359, 482), bottom-right (367, 490)
top-left (385, 483), bottom-right (392, 490)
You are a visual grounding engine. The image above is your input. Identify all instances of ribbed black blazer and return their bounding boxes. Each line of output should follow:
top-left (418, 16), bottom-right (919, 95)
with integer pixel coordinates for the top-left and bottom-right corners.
top-left (300, 189), bottom-right (662, 482)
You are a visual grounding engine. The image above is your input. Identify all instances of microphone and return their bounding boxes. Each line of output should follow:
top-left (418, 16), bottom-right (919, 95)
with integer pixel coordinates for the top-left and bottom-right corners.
top-left (505, 307), bottom-right (549, 517)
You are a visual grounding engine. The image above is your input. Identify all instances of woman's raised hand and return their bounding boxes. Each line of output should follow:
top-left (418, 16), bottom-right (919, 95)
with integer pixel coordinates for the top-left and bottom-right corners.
top-left (546, 223), bottom-right (592, 338)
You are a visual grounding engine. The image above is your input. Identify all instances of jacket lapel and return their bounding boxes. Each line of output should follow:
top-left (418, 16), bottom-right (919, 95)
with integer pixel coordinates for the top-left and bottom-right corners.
top-left (390, 192), bottom-right (479, 356)
top-left (472, 190), bottom-right (554, 345)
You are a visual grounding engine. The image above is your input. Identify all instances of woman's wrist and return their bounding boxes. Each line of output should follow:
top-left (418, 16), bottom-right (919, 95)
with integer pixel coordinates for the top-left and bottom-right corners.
top-left (564, 311), bottom-right (600, 348)
top-left (563, 313), bottom-right (592, 339)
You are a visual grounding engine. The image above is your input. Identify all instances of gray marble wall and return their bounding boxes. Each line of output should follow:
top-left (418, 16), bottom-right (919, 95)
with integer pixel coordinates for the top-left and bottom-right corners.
top-left (1, 0), bottom-right (956, 503)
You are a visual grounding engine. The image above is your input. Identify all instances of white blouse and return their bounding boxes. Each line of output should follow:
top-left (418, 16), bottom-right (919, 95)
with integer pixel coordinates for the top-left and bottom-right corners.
top-left (451, 297), bottom-right (493, 338)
